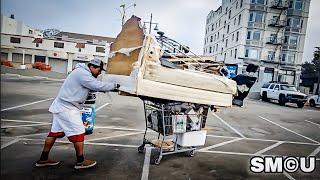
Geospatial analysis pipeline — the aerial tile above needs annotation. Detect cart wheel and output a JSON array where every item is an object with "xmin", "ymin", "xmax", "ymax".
[
  {"xmin": 154, "ymin": 158, "xmax": 161, "ymax": 165},
  {"xmin": 138, "ymin": 145, "xmax": 145, "ymax": 153},
  {"xmin": 186, "ymin": 150, "xmax": 195, "ymax": 157}
]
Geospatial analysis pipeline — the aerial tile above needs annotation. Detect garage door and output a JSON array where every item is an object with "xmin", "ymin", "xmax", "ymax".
[
  {"xmin": 72, "ymin": 60, "xmax": 88, "ymax": 69},
  {"xmin": 49, "ymin": 58, "xmax": 68, "ymax": 74}
]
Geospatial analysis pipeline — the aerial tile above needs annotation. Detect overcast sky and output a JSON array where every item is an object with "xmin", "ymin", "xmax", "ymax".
[{"xmin": 1, "ymin": 0, "xmax": 319, "ymax": 62}]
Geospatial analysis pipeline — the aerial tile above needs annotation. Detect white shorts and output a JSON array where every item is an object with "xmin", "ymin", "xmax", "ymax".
[{"xmin": 50, "ymin": 109, "xmax": 85, "ymax": 137}]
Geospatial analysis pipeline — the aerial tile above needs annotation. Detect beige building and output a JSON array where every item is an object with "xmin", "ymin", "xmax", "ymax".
[{"xmin": 203, "ymin": 0, "xmax": 311, "ymax": 91}]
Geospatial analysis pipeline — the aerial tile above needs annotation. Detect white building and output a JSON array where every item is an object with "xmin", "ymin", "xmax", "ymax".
[
  {"xmin": 203, "ymin": 0, "xmax": 311, "ymax": 91},
  {"xmin": 1, "ymin": 14, "xmax": 115, "ymax": 74}
]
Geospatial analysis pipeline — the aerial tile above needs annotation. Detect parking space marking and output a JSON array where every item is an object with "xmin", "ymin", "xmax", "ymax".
[
  {"xmin": 254, "ymin": 141, "xmax": 284, "ymax": 155},
  {"xmin": 22, "ymin": 138, "xmax": 138, "ymax": 148},
  {"xmin": 141, "ymin": 147, "xmax": 152, "ymax": 180},
  {"xmin": 86, "ymin": 132, "xmax": 144, "ymax": 142},
  {"xmin": 96, "ymin": 102, "xmax": 110, "ymax": 112},
  {"xmin": 212, "ymin": 112, "xmax": 246, "ymax": 138},
  {"xmin": 198, "ymin": 138, "xmax": 242, "ymax": 151},
  {"xmin": 1, "ymin": 119, "xmax": 49, "ymax": 124},
  {"xmin": 95, "ymin": 126, "xmax": 144, "ymax": 132},
  {"xmin": 304, "ymin": 120, "xmax": 320, "ymax": 128},
  {"xmin": 308, "ymin": 146, "xmax": 320, "ymax": 157},
  {"xmin": 258, "ymin": 116, "xmax": 320, "ymax": 144},
  {"xmin": 1, "ymin": 98, "xmax": 54, "ymax": 112},
  {"xmin": 16, "ymin": 132, "xmax": 48, "ymax": 138},
  {"xmin": 2, "ymin": 123, "xmax": 51, "ymax": 128},
  {"xmin": 283, "ymin": 172, "xmax": 296, "ymax": 180},
  {"xmin": 1, "ymin": 138, "xmax": 20, "ymax": 149}
]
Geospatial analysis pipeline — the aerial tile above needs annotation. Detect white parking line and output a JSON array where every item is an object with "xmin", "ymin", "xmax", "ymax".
[
  {"xmin": 254, "ymin": 141, "xmax": 284, "ymax": 155},
  {"xmin": 96, "ymin": 102, "xmax": 110, "ymax": 112},
  {"xmin": 308, "ymin": 146, "xmax": 320, "ymax": 157},
  {"xmin": 1, "ymin": 98, "xmax": 54, "ymax": 112},
  {"xmin": 16, "ymin": 132, "xmax": 48, "ymax": 138},
  {"xmin": 86, "ymin": 132, "xmax": 144, "ymax": 142},
  {"xmin": 258, "ymin": 116, "xmax": 320, "ymax": 144},
  {"xmin": 2, "ymin": 123, "xmax": 51, "ymax": 128},
  {"xmin": 95, "ymin": 126, "xmax": 144, "ymax": 132},
  {"xmin": 304, "ymin": 120, "xmax": 320, "ymax": 128},
  {"xmin": 198, "ymin": 138, "xmax": 242, "ymax": 151},
  {"xmin": 211, "ymin": 112, "xmax": 246, "ymax": 138},
  {"xmin": 1, "ymin": 138, "xmax": 20, "ymax": 149},
  {"xmin": 141, "ymin": 147, "xmax": 152, "ymax": 180},
  {"xmin": 283, "ymin": 172, "xmax": 296, "ymax": 180},
  {"xmin": 1, "ymin": 119, "xmax": 48, "ymax": 124}
]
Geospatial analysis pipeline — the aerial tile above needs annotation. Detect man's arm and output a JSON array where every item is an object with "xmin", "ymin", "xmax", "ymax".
[{"xmin": 79, "ymin": 73, "xmax": 116, "ymax": 92}]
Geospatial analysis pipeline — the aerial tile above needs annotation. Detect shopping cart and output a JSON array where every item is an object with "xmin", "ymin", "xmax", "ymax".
[{"xmin": 138, "ymin": 98, "xmax": 209, "ymax": 165}]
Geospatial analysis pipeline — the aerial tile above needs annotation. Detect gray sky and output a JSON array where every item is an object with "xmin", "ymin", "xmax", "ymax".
[{"xmin": 1, "ymin": 0, "xmax": 319, "ymax": 62}]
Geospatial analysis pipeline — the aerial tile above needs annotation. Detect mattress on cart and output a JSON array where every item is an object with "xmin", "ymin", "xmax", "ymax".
[{"xmin": 105, "ymin": 15, "xmax": 237, "ymax": 107}]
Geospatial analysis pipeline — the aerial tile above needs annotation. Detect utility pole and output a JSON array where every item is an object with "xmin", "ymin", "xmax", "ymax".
[
  {"xmin": 143, "ymin": 13, "xmax": 159, "ymax": 34},
  {"xmin": 315, "ymin": 47, "xmax": 320, "ymax": 95},
  {"xmin": 119, "ymin": 3, "xmax": 136, "ymax": 26}
]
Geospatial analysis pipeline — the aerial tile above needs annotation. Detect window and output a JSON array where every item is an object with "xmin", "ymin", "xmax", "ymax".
[
  {"xmin": 295, "ymin": 0, "xmax": 302, "ymax": 10},
  {"xmin": 247, "ymin": 30, "xmax": 261, "ymax": 40},
  {"xmin": 268, "ymin": 51, "xmax": 275, "ymax": 60},
  {"xmin": 240, "ymin": 0, "xmax": 243, "ymax": 7},
  {"xmin": 54, "ymin": 42, "xmax": 64, "ymax": 48},
  {"xmin": 269, "ymin": 84, "xmax": 275, "ymax": 89},
  {"xmin": 224, "ymin": 53, "xmax": 226, "ymax": 61},
  {"xmin": 209, "ymin": 46, "xmax": 212, "ymax": 53},
  {"xmin": 96, "ymin": 46, "xmax": 105, "ymax": 53},
  {"xmin": 211, "ymin": 24, "xmax": 214, "ymax": 31},
  {"xmin": 214, "ymin": 34, "xmax": 216, "ymax": 41},
  {"xmin": 36, "ymin": 43, "xmax": 39, "ymax": 47},
  {"xmin": 238, "ymin": 14, "xmax": 241, "ymax": 25},
  {"xmin": 281, "ymin": 52, "xmax": 296, "ymax": 63},
  {"xmin": 216, "ymin": 44, "xmax": 219, "ymax": 51},
  {"xmin": 230, "ymin": 50, "xmax": 233, "ymax": 57},
  {"xmin": 245, "ymin": 48, "xmax": 259, "ymax": 59},
  {"xmin": 10, "ymin": 37, "xmax": 21, "ymax": 43},
  {"xmin": 278, "ymin": 70, "xmax": 295, "ymax": 85},
  {"xmin": 274, "ymin": 85, "xmax": 280, "ymax": 90},
  {"xmin": 251, "ymin": 0, "xmax": 265, "ymax": 4},
  {"xmin": 232, "ymin": 33, "xmax": 234, "ymax": 41},
  {"xmin": 236, "ymin": 1, "xmax": 239, "ymax": 9},
  {"xmin": 226, "ymin": 39, "xmax": 228, "ymax": 47},
  {"xmin": 210, "ymin": 36, "xmax": 213, "ymax": 42},
  {"xmin": 219, "ymin": 20, "xmax": 221, "ymax": 27},
  {"xmin": 247, "ymin": 31, "xmax": 251, "ymax": 39},
  {"xmin": 224, "ymin": 20, "xmax": 227, "ymax": 28},
  {"xmin": 262, "ymin": 83, "xmax": 270, "ymax": 88},
  {"xmin": 234, "ymin": 48, "xmax": 237, "ymax": 58},
  {"xmin": 249, "ymin": 12, "xmax": 263, "ymax": 23},
  {"xmin": 227, "ymin": 25, "xmax": 230, "ymax": 33},
  {"xmin": 229, "ymin": 10, "xmax": 232, "ymax": 19},
  {"xmin": 289, "ymin": 0, "xmax": 293, "ymax": 8},
  {"xmin": 234, "ymin": 18, "xmax": 237, "ymax": 25},
  {"xmin": 288, "ymin": 35, "xmax": 298, "ymax": 47},
  {"xmin": 29, "ymin": 30, "xmax": 33, "ymax": 34},
  {"xmin": 236, "ymin": 31, "xmax": 239, "ymax": 41},
  {"xmin": 218, "ymin": 32, "xmax": 220, "ymax": 39}
]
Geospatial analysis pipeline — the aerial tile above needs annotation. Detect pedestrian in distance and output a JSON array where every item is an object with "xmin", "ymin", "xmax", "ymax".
[{"xmin": 35, "ymin": 58, "xmax": 120, "ymax": 169}]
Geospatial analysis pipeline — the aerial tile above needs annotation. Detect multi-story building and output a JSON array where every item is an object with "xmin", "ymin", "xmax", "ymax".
[
  {"xmin": 1, "ymin": 14, "xmax": 115, "ymax": 74},
  {"xmin": 203, "ymin": 0, "xmax": 311, "ymax": 91}
]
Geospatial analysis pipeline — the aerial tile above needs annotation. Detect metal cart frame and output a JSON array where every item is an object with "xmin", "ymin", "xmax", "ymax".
[{"xmin": 138, "ymin": 99, "xmax": 207, "ymax": 165}]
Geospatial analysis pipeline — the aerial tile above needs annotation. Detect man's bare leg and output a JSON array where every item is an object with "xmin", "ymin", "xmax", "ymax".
[
  {"xmin": 35, "ymin": 137, "xmax": 60, "ymax": 166},
  {"xmin": 73, "ymin": 141, "xmax": 97, "ymax": 169}
]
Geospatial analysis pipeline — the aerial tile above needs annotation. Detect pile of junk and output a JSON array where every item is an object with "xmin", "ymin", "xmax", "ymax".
[{"xmin": 103, "ymin": 15, "xmax": 258, "ymax": 163}]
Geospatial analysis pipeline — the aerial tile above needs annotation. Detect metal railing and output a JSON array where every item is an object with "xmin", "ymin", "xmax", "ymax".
[
  {"xmin": 268, "ymin": 19, "xmax": 286, "ymax": 27},
  {"xmin": 266, "ymin": 37, "xmax": 284, "ymax": 45},
  {"xmin": 270, "ymin": 0, "xmax": 288, "ymax": 9}
]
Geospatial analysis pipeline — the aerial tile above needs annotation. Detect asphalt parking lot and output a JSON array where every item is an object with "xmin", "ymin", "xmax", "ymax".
[{"xmin": 1, "ymin": 74, "xmax": 320, "ymax": 180}]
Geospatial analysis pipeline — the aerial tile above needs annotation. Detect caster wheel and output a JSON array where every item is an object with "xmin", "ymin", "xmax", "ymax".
[
  {"xmin": 138, "ymin": 145, "xmax": 144, "ymax": 153},
  {"xmin": 186, "ymin": 150, "xmax": 195, "ymax": 157},
  {"xmin": 154, "ymin": 158, "xmax": 161, "ymax": 165}
]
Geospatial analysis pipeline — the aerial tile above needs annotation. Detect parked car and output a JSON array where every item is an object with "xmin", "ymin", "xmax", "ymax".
[
  {"xmin": 260, "ymin": 82, "xmax": 308, "ymax": 108},
  {"xmin": 308, "ymin": 94, "xmax": 320, "ymax": 107}
]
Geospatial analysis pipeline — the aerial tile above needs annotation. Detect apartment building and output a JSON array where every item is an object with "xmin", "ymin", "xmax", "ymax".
[
  {"xmin": 203, "ymin": 0, "xmax": 311, "ymax": 91},
  {"xmin": 0, "ymin": 15, "xmax": 115, "ymax": 74}
]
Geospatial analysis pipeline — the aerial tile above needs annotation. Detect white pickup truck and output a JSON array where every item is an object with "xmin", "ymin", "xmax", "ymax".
[
  {"xmin": 308, "ymin": 95, "xmax": 320, "ymax": 107},
  {"xmin": 260, "ymin": 82, "xmax": 308, "ymax": 108}
]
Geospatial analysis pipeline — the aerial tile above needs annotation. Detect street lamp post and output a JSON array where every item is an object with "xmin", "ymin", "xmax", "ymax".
[
  {"xmin": 119, "ymin": 3, "xmax": 136, "ymax": 26},
  {"xmin": 143, "ymin": 13, "xmax": 159, "ymax": 34}
]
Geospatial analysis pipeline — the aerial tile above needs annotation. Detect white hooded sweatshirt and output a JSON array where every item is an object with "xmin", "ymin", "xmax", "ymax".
[{"xmin": 49, "ymin": 63, "xmax": 115, "ymax": 113}]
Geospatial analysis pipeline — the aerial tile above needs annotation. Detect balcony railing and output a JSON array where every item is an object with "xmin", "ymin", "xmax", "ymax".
[
  {"xmin": 250, "ymin": 4, "xmax": 268, "ymax": 12},
  {"xmin": 270, "ymin": 0, "xmax": 288, "ymax": 9},
  {"xmin": 268, "ymin": 19, "xmax": 286, "ymax": 27},
  {"xmin": 266, "ymin": 37, "xmax": 283, "ymax": 45},
  {"xmin": 245, "ymin": 40, "xmax": 264, "ymax": 47},
  {"xmin": 248, "ymin": 22, "xmax": 265, "ymax": 29}
]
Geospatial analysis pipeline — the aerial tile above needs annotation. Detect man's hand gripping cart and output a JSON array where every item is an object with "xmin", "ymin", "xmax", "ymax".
[{"xmin": 138, "ymin": 98, "xmax": 209, "ymax": 165}]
